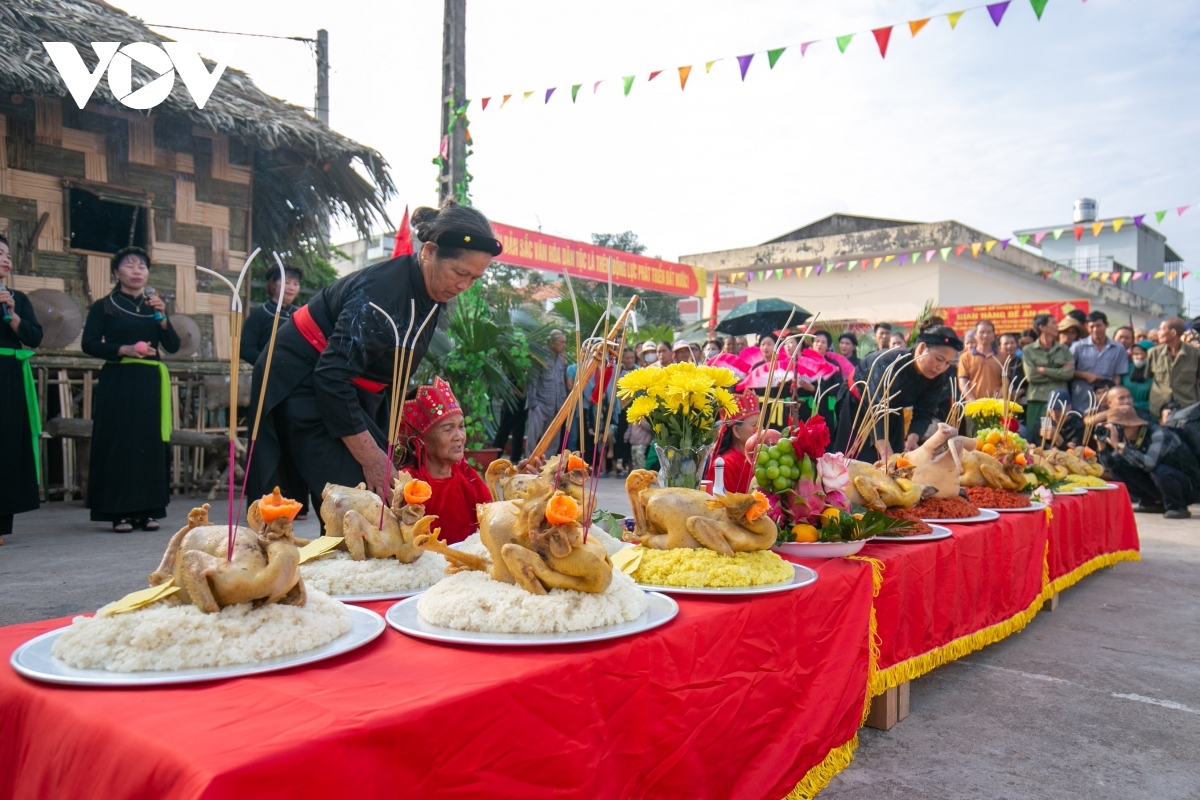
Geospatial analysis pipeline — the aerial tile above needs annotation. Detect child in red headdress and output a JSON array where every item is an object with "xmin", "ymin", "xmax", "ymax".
[
  {"xmin": 396, "ymin": 377, "xmax": 496, "ymax": 544},
  {"xmin": 704, "ymin": 390, "xmax": 760, "ymax": 494}
]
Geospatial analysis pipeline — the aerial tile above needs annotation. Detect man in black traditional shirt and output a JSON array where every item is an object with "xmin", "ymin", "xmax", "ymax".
[{"xmin": 247, "ymin": 202, "xmax": 502, "ymax": 510}]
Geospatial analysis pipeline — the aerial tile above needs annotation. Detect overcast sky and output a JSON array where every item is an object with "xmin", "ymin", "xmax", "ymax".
[{"xmin": 117, "ymin": 0, "xmax": 1199, "ymax": 314}]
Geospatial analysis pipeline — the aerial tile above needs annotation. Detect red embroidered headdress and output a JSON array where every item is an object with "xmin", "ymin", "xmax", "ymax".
[
  {"xmin": 723, "ymin": 390, "xmax": 760, "ymax": 421},
  {"xmin": 402, "ymin": 376, "xmax": 462, "ymax": 436}
]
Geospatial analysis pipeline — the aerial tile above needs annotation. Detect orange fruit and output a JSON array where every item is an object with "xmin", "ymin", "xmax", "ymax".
[
  {"xmin": 791, "ymin": 524, "xmax": 819, "ymax": 543},
  {"xmin": 981, "ymin": 442, "xmax": 997, "ymax": 455},
  {"xmin": 985, "ymin": 431, "xmax": 1002, "ymax": 445}
]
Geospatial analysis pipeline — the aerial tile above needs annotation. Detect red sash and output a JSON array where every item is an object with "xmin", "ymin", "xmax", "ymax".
[{"xmin": 291, "ymin": 304, "xmax": 388, "ymax": 394}]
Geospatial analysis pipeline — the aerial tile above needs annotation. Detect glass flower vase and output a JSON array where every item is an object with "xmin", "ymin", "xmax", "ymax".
[{"xmin": 654, "ymin": 443, "xmax": 714, "ymax": 490}]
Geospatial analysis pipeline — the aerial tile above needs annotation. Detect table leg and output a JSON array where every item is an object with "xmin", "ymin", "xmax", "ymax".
[
  {"xmin": 1043, "ymin": 592, "xmax": 1060, "ymax": 612},
  {"xmin": 865, "ymin": 681, "xmax": 911, "ymax": 730}
]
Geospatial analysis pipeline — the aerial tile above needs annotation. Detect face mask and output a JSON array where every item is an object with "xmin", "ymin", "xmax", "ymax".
[
  {"xmin": 1132, "ymin": 357, "xmax": 1145, "ymax": 368},
  {"xmin": 704, "ymin": 348, "xmax": 719, "ymax": 360},
  {"xmin": 643, "ymin": 353, "xmax": 656, "ymax": 364}
]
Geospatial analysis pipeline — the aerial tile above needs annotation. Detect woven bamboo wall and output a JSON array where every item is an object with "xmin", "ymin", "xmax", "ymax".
[{"xmin": 0, "ymin": 95, "xmax": 253, "ymax": 360}]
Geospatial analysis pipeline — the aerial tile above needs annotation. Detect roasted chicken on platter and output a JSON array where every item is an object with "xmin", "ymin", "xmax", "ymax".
[
  {"xmin": 148, "ymin": 489, "xmax": 306, "ymax": 613},
  {"xmin": 624, "ymin": 470, "xmax": 777, "ymax": 556},
  {"xmin": 306, "ymin": 474, "xmax": 435, "ymax": 563},
  {"xmin": 416, "ymin": 476, "xmax": 613, "ymax": 595}
]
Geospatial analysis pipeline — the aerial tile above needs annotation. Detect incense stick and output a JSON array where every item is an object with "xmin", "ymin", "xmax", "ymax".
[
  {"xmin": 369, "ymin": 300, "xmax": 407, "ymax": 520},
  {"xmin": 198, "ymin": 248, "xmax": 259, "ymax": 561},
  {"xmin": 562, "ymin": 268, "xmax": 585, "ymax": 476},
  {"xmin": 235, "ymin": 252, "xmax": 287, "ymax": 524}
]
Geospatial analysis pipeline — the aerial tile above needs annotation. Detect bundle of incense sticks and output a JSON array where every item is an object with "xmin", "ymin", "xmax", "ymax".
[
  {"xmin": 198, "ymin": 248, "xmax": 260, "ymax": 561},
  {"xmin": 236, "ymin": 253, "xmax": 289, "ymax": 524}
]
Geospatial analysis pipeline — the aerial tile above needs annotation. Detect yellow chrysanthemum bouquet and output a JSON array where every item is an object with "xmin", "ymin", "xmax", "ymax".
[
  {"xmin": 618, "ymin": 362, "xmax": 738, "ymax": 488},
  {"xmin": 963, "ymin": 397, "xmax": 1023, "ymax": 431}
]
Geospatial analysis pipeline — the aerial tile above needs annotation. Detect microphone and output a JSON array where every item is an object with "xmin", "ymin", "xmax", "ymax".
[{"xmin": 145, "ymin": 286, "xmax": 164, "ymax": 321}]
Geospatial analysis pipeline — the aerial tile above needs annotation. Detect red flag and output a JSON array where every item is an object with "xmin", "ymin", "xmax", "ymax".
[
  {"xmin": 391, "ymin": 205, "xmax": 413, "ymax": 257},
  {"xmin": 710, "ymin": 278, "xmax": 721, "ymax": 329},
  {"xmin": 1073, "ymin": 225, "xmax": 1084, "ymax": 241},
  {"xmin": 872, "ymin": 26, "xmax": 893, "ymax": 58}
]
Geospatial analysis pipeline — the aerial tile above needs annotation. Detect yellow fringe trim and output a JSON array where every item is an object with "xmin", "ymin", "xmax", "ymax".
[
  {"xmin": 847, "ymin": 555, "xmax": 885, "ymax": 723},
  {"xmin": 1042, "ymin": 549, "xmax": 1141, "ymax": 600},
  {"xmin": 869, "ymin": 591, "xmax": 1045, "ymax": 696},
  {"xmin": 780, "ymin": 735, "xmax": 860, "ymax": 800}
]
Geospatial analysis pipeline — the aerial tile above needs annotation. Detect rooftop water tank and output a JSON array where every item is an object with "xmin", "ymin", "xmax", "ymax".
[{"xmin": 1074, "ymin": 198, "xmax": 1098, "ymax": 223}]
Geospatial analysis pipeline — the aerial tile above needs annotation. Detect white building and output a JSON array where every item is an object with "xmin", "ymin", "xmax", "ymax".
[{"xmin": 681, "ymin": 214, "xmax": 1176, "ymax": 331}]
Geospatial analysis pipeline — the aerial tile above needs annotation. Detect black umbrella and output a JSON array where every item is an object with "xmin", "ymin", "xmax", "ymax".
[{"xmin": 715, "ymin": 298, "xmax": 811, "ymax": 336}]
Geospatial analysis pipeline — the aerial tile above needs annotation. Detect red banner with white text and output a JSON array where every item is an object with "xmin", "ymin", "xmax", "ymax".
[
  {"xmin": 492, "ymin": 222, "xmax": 707, "ymax": 297},
  {"xmin": 938, "ymin": 300, "xmax": 1090, "ymax": 334}
]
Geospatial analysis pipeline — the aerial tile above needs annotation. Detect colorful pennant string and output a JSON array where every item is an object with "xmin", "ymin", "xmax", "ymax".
[{"xmin": 473, "ymin": 0, "xmax": 1082, "ymax": 111}]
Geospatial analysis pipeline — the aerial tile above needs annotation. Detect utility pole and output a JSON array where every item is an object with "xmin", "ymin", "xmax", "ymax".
[
  {"xmin": 439, "ymin": 0, "xmax": 466, "ymax": 204},
  {"xmin": 315, "ymin": 29, "xmax": 330, "ymax": 126}
]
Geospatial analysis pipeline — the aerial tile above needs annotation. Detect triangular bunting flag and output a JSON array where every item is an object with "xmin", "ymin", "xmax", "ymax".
[
  {"xmin": 1111, "ymin": 272, "xmax": 1121, "ymax": 282},
  {"xmin": 1030, "ymin": 0, "xmax": 1050, "ymax": 19},
  {"xmin": 545, "ymin": 87, "xmax": 556, "ymax": 103},
  {"xmin": 678, "ymin": 66, "xmax": 692, "ymax": 89},
  {"xmin": 1073, "ymin": 225, "xmax": 1084, "ymax": 240},
  {"xmin": 873, "ymin": 27, "xmax": 893, "ymax": 58},
  {"xmin": 1178, "ymin": 205, "xmax": 1190, "ymax": 216},
  {"xmin": 622, "ymin": 76, "xmax": 635, "ymax": 96},
  {"xmin": 1155, "ymin": 210, "xmax": 1167, "ymax": 223},
  {"xmin": 1169, "ymin": 271, "xmax": 1178, "ymax": 281},
  {"xmin": 648, "ymin": 70, "xmax": 663, "ymax": 81},
  {"xmin": 736, "ymin": 54, "xmax": 754, "ymax": 80},
  {"xmin": 768, "ymin": 48, "xmax": 786, "ymax": 68},
  {"xmin": 1088, "ymin": 273, "xmax": 1100, "ymax": 280},
  {"xmin": 1154, "ymin": 271, "xmax": 1165, "ymax": 279},
  {"xmin": 925, "ymin": 249, "xmax": 936, "ymax": 262},
  {"xmin": 1052, "ymin": 228, "xmax": 1064, "ymax": 239},
  {"xmin": 501, "ymin": 94, "xmax": 512, "ymax": 108},
  {"xmin": 987, "ymin": 1, "xmax": 1011, "ymax": 26},
  {"xmin": 1033, "ymin": 232, "xmax": 1045, "ymax": 245},
  {"xmin": 1134, "ymin": 214, "xmax": 1145, "ymax": 227},
  {"xmin": 800, "ymin": 41, "xmax": 816, "ymax": 56},
  {"xmin": 481, "ymin": 97, "xmax": 490, "ymax": 110},
  {"xmin": 784, "ymin": 268, "xmax": 794, "ymax": 278},
  {"xmin": 873, "ymin": 257, "xmax": 883, "ymax": 268},
  {"xmin": 759, "ymin": 271, "xmax": 767, "ymax": 281},
  {"xmin": 571, "ymin": 84, "xmax": 581, "ymax": 102},
  {"xmin": 816, "ymin": 264, "xmax": 824, "ymax": 275},
  {"xmin": 774, "ymin": 268, "xmax": 783, "ymax": 279},
  {"xmin": 909, "ymin": 18, "xmax": 930, "ymax": 36},
  {"xmin": 955, "ymin": 244, "xmax": 967, "ymax": 256},
  {"xmin": 594, "ymin": 80, "xmax": 603, "ymax": 93},
  {"xmin": 836, "ymin": 34, "xmax": 854, "ymax": 53},
  {"xmin": 1121, "ymin": 272, "xmax": 1131, "ymax": 284},
  {"xmin": 899, "ymin": 254, "xmax": 909, "ymax": 265},
  {"xmin": 985, "ymin": 240, "xmax": 998, "ymax": 253},
  {"xmin": 1001, "ymin": 239, "xmax": 1011, "ymax": 249},
  {"xmin": 884, "ymin": 255, "xmax": 896, "ymax": 262},
  {"xmin": 848, "ymin": 261, "xmax": 858, "ymax": 271},
  {"xmin": 835, "ymin": 261, "xmax": 846, "ymax": 269},
  {"xmin": 523, "ymin": 91, "xmax": 534, "ymax": 101},
  {"xmin": 947, "ymin": 11, "xmax": 965, "ymax": 28},
  {"xmin": 705, "ymin": 60, "xmax": 719, "ymax": 73},
  {"xmin": 1112, "ymin": 218, "xmax": 1125, "ymax": 233},
  {"xmin": 1183, "ymin": 271, "xmax": 1191, "ymax": 279},
  {"xmin": 939, "ymin": 247, "xmax": 951, "ymax": 261},
  {"xmin": 970, "ymin": 242, "xmax": 983, "ymax": 258},
  {"xmin": 1020, "ymin": 234, "xmax": 1032, "ymax": 245},
  {"xmin": 1052, "ymin": 270, "xmax": 1061, "ymax": 277},
  {"xmin": 1133, "ymin": 272, "xmax": 1143, "ymax": 280},
  {"xmin": 805, "ymin": 266, "xmax": 814, "ymax": 278},
  {"xmin": 1092, "ymin": 221, "xmax": 1104, "ymax": 236}
]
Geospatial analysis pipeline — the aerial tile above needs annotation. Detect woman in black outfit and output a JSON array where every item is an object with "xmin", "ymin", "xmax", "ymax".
[
  {"xmin": 0, "ymin": 234, "xmax": 44, "ymax": 542},
  {"xmin": 82, "ymin": 246, "xmax": 180, "ymax": 532}
]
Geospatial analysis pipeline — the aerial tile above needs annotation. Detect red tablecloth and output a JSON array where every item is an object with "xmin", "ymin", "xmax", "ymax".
[
  {"xmin": 0, "ymin": 562, "xmax": 872, "ymax": 800},
  {"xmin": 857, "ymin": 508, "xmax": 1050, "ymax": 695},
  {"xmin": 1045, "ymin": 485, "xmax": 1140, "ymax": 594}
]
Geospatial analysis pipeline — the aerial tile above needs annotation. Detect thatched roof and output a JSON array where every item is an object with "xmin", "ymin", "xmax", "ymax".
[{"xmin": 0, "ymin": 0, "xmax": 394, "ymax": 255}]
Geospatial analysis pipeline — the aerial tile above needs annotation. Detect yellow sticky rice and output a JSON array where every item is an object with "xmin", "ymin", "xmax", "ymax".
[
  {"xmin": 1063, "ymin": 474, "xmax": 1108, "ymax": 488},
  {"xmin": 632, "ymin": 547, "xmax": 793, "ymax": 588}
]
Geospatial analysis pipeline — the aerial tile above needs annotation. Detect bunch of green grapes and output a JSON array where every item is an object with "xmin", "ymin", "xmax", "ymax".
[{"xmin": 754, "ymin": 438, "xmax": 802, "ymax": 494}]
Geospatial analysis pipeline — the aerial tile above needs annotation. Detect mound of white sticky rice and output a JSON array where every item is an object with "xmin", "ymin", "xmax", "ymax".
[
  {"xmin": 416, "ymin": 569, "xmax": 649, "ymax": 634},
  {"xmin": 300, "ymin": 551, "xmax": 448, "ymax": 596},
  {"xmin": 457, "ymin": 525, "xmax": 625, "ymax": 558},
  {"xmin": 50, "ymin": 590, "xmax": 352, "ymax": 672}
]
